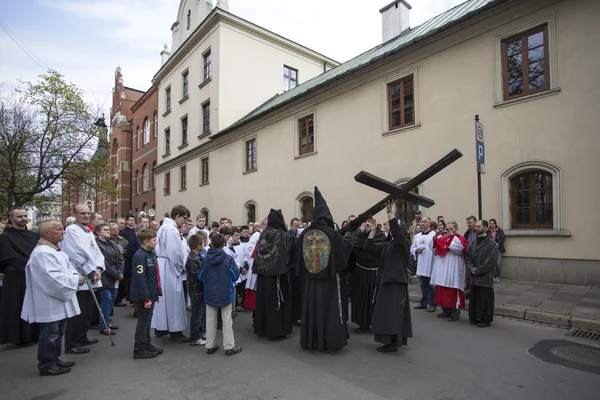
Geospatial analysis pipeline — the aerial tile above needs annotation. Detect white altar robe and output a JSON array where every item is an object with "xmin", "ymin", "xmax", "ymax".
[
  {"xmin": 62, "ymin": 222, "xmax": 105, "ymax": 291},
  {"xmin": 430, "ymin": 236, "xmax": 467, "ymax": 291},
  {"xmin": 152, "ymin": 218, "xmax": 187, "ymax": 332},
  {"xmin": 244, "ymin": 231, "xmax": 260, "ymax": 291},
  {"xmin": 411, "ymin": 230, "xmax": 436, "ymax": 278}
]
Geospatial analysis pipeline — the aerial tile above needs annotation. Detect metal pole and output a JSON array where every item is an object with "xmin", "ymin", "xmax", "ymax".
[{"xmin": 475, "ymin": 114, "xmax": 482, "ymax": 220}]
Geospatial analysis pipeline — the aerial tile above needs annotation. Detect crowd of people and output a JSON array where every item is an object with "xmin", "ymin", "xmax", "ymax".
[{"xmin": 0, "ymin": 188, "xmax": 505, "ymax": 377}]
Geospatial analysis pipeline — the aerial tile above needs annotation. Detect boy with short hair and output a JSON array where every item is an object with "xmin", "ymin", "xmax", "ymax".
[
  {"xmin": 187, "ymin": 231, "xmax": 208, "ymax": 346},
  {"xmin": 199, "ymin": 233, "xmax": 242, "ymax": 356},
  {"xmin": 130, "ymin": 229, "xmax": 163, "ymax": 359}
]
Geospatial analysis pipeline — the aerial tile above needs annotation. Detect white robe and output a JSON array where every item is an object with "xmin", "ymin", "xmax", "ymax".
[
  {"xmin": 430, "ymin": 236, "xmax": 467, "ymax": 291},
  {"xmin": 61, "ymin": 223, "xmax": 105, "ymax": 290},
  {"xmin": 21, "ymin": 242, "xmax": 81, "ymax": 323},
  {"xmin": 152, "ymin": 218, "xmax": 187, "ymax": 332},
  {"xmin": 232, "ymin": 243, "xmax": 247, "ymax": 283},
  {"xmin": 244, "ymin": 231, "xmax": 260, "ymax": 291},
  {"xmin": 188, "ymin": 226, "xmax": 210, "ymax": 240},
  {"xmin": 411, "ymin": 231, "xmax": 436, "ymax": 278}
]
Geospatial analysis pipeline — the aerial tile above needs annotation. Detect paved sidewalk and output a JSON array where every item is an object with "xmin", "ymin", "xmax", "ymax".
[{"xmin": 408, "ymin": 279, "xmax": 600, "ymax": 331}]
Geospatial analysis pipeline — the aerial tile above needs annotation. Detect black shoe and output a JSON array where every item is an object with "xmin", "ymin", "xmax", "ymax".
[
  {"xmin": 133, "ymin": 349, "xmax": 158, "ymax": 359},
  {"xmin": 90, "ymin": 323, "xmax": 99, "ymax": 330},
  {"xmin": 326, "ymin": 348, "xmax": 341, "ymax": 354},
  {"xmin": 477, "ymin": 322, "xmax": 491, "ymax": 328},
  {"xmin": 170, "ymin": 334, "xmax": 189, "ymax": 343},
  {"xmin": 225, "ymin": 346, "xmax": 242, "ymax": 356},
  {"xmin": 80, "ymin": 337, "xmax": 99, "ymax": 346},
  {"xmin": 65, "ymin": 346, "xmax": 90, "ymax": 355},
  {"xmin": 109, "ymin": 324, "xmax": 119, "ymax": 330},
  {"xmin": 146, "ymin": 344, "xmax": 164, "ymax": 354},
  {"xmin": 448, "ymin": 316, "xmax": 460, "ymax": 322},
  {"xmin": 206, "ymin": 345, "xmax": 220, "ymax": 354},
  {"xmin": 377, "ymin": 344, "xmax": 398, "ymax": 353},
  {"xmin": 155, "ymin": 329, "xmax": 168, "ymax": 337},
  {"xmin": 55, "ymin": 359, "xmax": 76, "ymax": 368},
  {"xmin": 414, "ymin": 305, "xmax": 427, "ymax": 310},
  {"xmin": 133, "ymin": 311, "xmax": 138, "ymax": 318},
  {"xmin": 39, "ymin": 365, "xmax": 71, "ymax": 376},
  {"xmin": 354, "ymin": 326, "xmax": 370, "ymax": 333},
  {"xmin": 469, "ymin": 320, "xmax": 476, "ymax": 325},
  {"xmin": 437, "ymin": 313, "xmax": 450, "ymax": 318}
]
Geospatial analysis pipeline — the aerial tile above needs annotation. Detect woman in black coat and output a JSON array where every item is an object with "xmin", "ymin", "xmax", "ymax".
[{"xmin": 488, "ymin": 219, "xmax": 505, "ymax": 283}]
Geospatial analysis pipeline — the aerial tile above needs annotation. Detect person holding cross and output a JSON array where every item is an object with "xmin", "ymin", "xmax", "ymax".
[{"xmin": 364, "ymin": 201, "xmax": 413, "ymax": 352}]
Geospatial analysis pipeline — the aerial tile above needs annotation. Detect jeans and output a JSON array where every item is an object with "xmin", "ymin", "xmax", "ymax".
[
  {"xmin": 99, "ymin": 288, "xmax": 118, "ymax": 330},
  {"xmin": 38, "ymin": 319, "xmax": 67, "ymax": 370},
  {"xmin": 189, "ymin": 293, "xmax": 206, "ymax": 341},
  {"xmin": 419, "ymin": 276, "xmax": 436, "ymax": 308},
  {"xmin": 206, "ymin": 303, "xmax": 235, "ymax": 351},
  {"xmin": 134, "ymin": 302, "xmax": 154, "ymax": 351},
  {"xmin": 495, "ymin": 252, "xmax": 503, "ymax": 278}
]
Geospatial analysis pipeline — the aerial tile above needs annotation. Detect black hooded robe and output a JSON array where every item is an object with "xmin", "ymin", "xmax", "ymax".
[
  {"xmin": 350, "ymin": 228, "xmax": 386, "ymax": 330},
  {"xmin": 365, "ymin": 218, "xmax": 413, "ymax": 347},
  {"xmin": 253, "ymin": 209, "xmax": 297, "ymax": 338},
  {"xmin": 0, "ymin": 227, "xmax": 39, "ymax": 345},
  {"xmin": 296, "ymin": 188, "xmax": 353, "ymax": 352}
]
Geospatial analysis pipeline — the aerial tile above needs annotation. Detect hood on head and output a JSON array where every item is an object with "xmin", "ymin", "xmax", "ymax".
[
  {"xmin": 205, "ymin": 246, "xmax": 226, "ymax": 266},
  {"xmin": 267, "ymin": 209, "xmax": 286, "ymax": 231},
  {"xmin": 313, "ymin": 186, "xmax": 334, "ymax": 227}
]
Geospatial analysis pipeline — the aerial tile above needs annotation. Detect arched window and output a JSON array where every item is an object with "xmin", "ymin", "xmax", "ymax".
[
  {"xmin": 244, "ymin": 201, "xmax": 257, "ymax": 224},
  {"xmin": 510, "ymin": 171, "xmax": 553, "ymax": 228},
  {"xmin": 142, "ymin": 163, "xmax": 149, "ymax": 192},
  {"xmin": 134, "ymin": 170, "xmax": 139, "ymax": 194},
  {"xmin": 152, "ymin": 161, "xmax": 157, "ymax": 189},
  {"xmin": 114, "ymin": 180, "xmax": 118, "ymax": 204},
  {"xmin": 153, "ymin": 112, "xmax": 158, "ymax": 138},
  {"xmin": 136, "ymin": 126, "xmax": 140, "ymax": 150},
  {"xmin": 143, "ymin": 117, "xmax": 150, "ymax": 145},
  {"xmin": 142, "ymin": 202, "xmax": 148, "ymax": 216},
  {"xmin": 112, "ymin": 140, "xmax": 119, "ymax": 168},
  {"xmin": 299, "ymin": 196, "xmax": 314, "ymax": 223},
  {"xmin": 187, "ymin": 9, "xmax": 191, "ymax": 30}
]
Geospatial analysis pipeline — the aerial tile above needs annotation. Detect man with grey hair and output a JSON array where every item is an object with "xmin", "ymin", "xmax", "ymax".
[
  {"xmin": 0, "ymin": 207, "xmax": 39, "ymax": 346},
  {"xmin": 117, "ymin": 218, "xmax": 126, "ymax": 231}
]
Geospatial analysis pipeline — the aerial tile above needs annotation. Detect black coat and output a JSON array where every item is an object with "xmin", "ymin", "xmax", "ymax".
[
  {"xmin": 254, "ymin": 209, "xmax": 296, "ymax": 276},
  {"xmin": 96, "ymin": 238, "xmax": 124, "ymax": 289},
  {"xmin": 365, "ymin": 219, "xmax": 411, "ymax": 285},
  {"xmin": 466, "ymin": 234, "xmax": 498, "ymax": 288},
  {"xmin": 492, "ymin": 229, "xmax": 506, "ymax": 253},
  {"xmin": 130, "ymin": 248, "xmax": 161, "ymax": 302}
]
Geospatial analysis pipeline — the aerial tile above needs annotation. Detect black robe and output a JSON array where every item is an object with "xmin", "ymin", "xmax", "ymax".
[
  {"xmin": 365, "ymin": 219, "xmax": 413, "ymax": 346},
  {"xmin": 296, "ymin": 187, "xmax": 353, "ymax": 351},
  {"xmin": 253, "ymin": 209, "xmax": 296, "ymax": 338},
  {"xmin": 350, "ymin": 228, "xmax": 385, "ymax": 329},
  {"xmin": 0, "ymin": 227, "xmax": 39, "ymax": 344}
]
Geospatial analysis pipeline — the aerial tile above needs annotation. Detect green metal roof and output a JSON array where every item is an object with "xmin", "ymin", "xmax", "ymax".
[{"xmin": 215, "ymin": 0, "xmax": 506, "ymax": 137}]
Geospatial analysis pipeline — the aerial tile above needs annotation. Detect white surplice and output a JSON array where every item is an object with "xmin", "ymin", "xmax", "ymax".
[
  {"xmin": 152, "ymin": 218, "xmax": 187, "ymax": 332},
  {"xmin": 430, "ymin": 236, "xmax": 467, "ymax": 290},
  {"xmin": 411, "ymin": 230, "xmax": 436, "ymax": 278},
  {"xmin": 244, "ymin": 231, "xmax": 260, "ymax": 291},
  {"xmin": 21, "ymin": 241, "xmax": 81, "ymax": 323},
  {"xmin": 61, "ymin": 222, "xmax": 105, "ymax": 291}
]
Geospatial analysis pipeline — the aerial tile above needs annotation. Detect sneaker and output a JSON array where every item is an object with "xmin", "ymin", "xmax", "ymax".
[
  {"xmin": 133, "ymin": 349, "xmax": 158, "ymax": 359},
  {"xmin": 146, "ymin": 344, "xmax": 164, "ymax": 354},
  {"xmin": 201, "ymin": 333, "xmax": 207, "ymax": 341},
  {"xmin": 190, "ymin": 338, "xmax": 206, "ymax": 346},
  {"xmin": 496, "ymin": 277, "xmax": 501, "ymax": 283},
  {"xmin": 225, "ymin": 346, "xmax": 242, "ymax": 356}
]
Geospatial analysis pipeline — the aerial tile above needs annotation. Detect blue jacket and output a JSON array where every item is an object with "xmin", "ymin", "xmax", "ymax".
[
  {"xmin": 129, "ymin": 248, "xmax": 161, "ymax": 303},
  {"xmin": 199, "ymin": 247, "xmax": 239, "ymax": 307}
]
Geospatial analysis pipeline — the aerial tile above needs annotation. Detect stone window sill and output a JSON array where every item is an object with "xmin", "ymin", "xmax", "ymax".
[
  {"xmin": 162, "ymin": 110, "xmax": 171, "ymax": 117},
  {"xmin": 243, "ymin": 168, "xmax": 258, "ymax": 175},
  {"xmin": 198, "ymin": 78, "xmax": 211, "ymax": 89},
  {"xmin": 178, "ymin": 95, "xmax": 189, "ymax": 105},
  {"xmin": 199, "ymin": 182, "xmax": 209, "ymax": 187},
  {"xmin": 178, "ymin": 143, "xmax": 189, "ymax": 150},
  {"xmin": 505, "ymin": 229, "xmax": 572, "ymax": 237},
  {"xmin": 179, "ymin": 188, "xmax": 187, "ymax": 192},
  {"xmin": 162, "ymin": 152, "xmax": 171, "ymax": 158},
  {"xmin": 295, "ymin": 151, "xmax": 317, "ymax": 160},
  {"xmin": 382, "ymin": 123, "xmax": 421, "ymax": 137},
  {"xmin": 494, "ymin": 88, "xmax": 561, "ymax": 109},
  {"xmin": 198, "ymin": 131, "xmax": 211, "ymax": 140}
]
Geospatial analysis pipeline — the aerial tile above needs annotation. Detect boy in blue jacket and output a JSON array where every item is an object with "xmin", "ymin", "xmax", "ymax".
[
  {"xmin": 199, "ymin": 233, "xmax": 242, "ymax": 356},
  {"xmin": 129, "ymin": 229, "xmax": 163, "ymax": 359}
]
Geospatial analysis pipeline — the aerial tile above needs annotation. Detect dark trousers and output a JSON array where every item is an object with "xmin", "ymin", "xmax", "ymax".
[
  {"xmin": 418, "ymin": 276, "xmax": 435, "ymax": 308},
  {"xmin": 37, "ymin": 319, "xmax": 67, "ymax": 370},
  {"xmin": 115, "ymin": 275, "xmax": 131, "ymax": 304},
  {"xmin": 189, "ymin": 293, "xmax": 206, "ymax": 341},
  {"xmin": 441, "ymin": 307, "xmax": 460, "ymax": 318},
  {"xmin": 134, "ymin": 302, "xmax": 154, "ymax": 351},
  {"xmin": 236, "ymin": 282, "xmax": 246, "ymax": 308},
  {"xmin": 65, "ymin": 291, "xmax": 94, "ymax": 349}
]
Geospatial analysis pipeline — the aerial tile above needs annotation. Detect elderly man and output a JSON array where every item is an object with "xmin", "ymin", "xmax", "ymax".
[
  {"xmin": 61, "ymin": 204, "xmax": 105, "ymax": 354},
  {"xmin": 0, "ymin": 207, "xmax": 39, "ymax": 346},
  {"xmin": 150, "ymin": 221, "xmax": 159, "ymax": 232},
  {"xmin": 21, "ymin": 220, "xmax": 83, "ymax": 376},
  {"xmin": 117, "ymin": 218, "xmax": 126, "ymax": 231},
  {"xmin": 466, "ymin": 220, "xmax": 498, "ymax": 328}
]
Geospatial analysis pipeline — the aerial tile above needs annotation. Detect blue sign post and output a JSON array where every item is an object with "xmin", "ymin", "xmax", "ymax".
[{"xmin": 475, "ymin": 115, "xmax": 484, "ymax": 220}]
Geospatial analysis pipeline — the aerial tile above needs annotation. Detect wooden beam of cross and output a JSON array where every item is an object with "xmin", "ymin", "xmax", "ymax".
[{"xmin": 339, "ymin": 148, "xmax": 463, "ymax": 234}]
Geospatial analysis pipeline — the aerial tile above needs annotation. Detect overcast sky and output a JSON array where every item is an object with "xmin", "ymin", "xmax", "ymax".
[{"xmin": 1, "ymin": 0, "xmax": 465, "ymax": 112}]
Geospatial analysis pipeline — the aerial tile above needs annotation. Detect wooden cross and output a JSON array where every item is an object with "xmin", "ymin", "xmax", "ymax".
[{"xmin": 340, "ymin": 149, "xmax": 463, "ymax": 234}]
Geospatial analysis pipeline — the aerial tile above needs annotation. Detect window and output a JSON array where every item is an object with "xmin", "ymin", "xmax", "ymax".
[
  {"xmin": 165, "ymin": 87, "xmax": 171, "ymax": 112},
  {"xmin": 143, "ymin": 117, "xmax": 150, "ymax": 145},
  {"xmin": 284, "ymin": 66, "xmax": 298, "ymax": 91},
  {"xmin": 246, "ymin": 203, "xmax": 256, "ymax": 224},
  {"xmin": 114, "ymin": 180, "xmax": 118, "ymax": 205},
  {"xmin": 134, "ymin": 170, "xmax": 139, "ymax": 194},
  {"xmin": 300, "ymin": 196, "xmax": 314, "ymax": 223},
  {"xmin": 180, "ymin": 166, "xmax": 187, "ymax": 190},
  {"xmin": 164, "ymin": 172, "xmax": 171, "ymax": 196},
  {"xmin": 112, "ymin": 140, "xmax": 119, "ymax": 168},
  {"xmin": 298, "ymin": 114, "xmax": 314, "ymax": 156},
  {"xmin": 182, "ymin": 70, "xmax": 189, "ymax": 98},
  {"xmin": 394, "ymin": 186, "xmax": 419, "ymax": 224},
  {"xmin": 153, "ymin": 112, "xmax": 158, "ymax": 138},
  {"xmin": 203, "ymin": 50, "xmax": 211, "ymax": 81},
  {"xmin": 165, "ymin": 128, "xmax": 171, "ymax": 154},
  {"xmin": 152, "ymin": 161, "xmax": 157, "ymax": 189},
  {"xmin": 202, "ymin": 102, "xmax": 210, "ymax": 134},
  {"xmin": 181, "ymin": 116, "xmax": 188, "ymax": 145},
  {"xmin": 502, "ymin": 25, "xmax": 549, "ymax": 101},
  {"xmin": 510, "ymin": 170, "xmax": 553, "ymax": 228},
  {"xmin": 245, "ymin": 138, "xmax": 257, "ymax": 171},
  {"xmin": 387, "ymin": 75, "xmax": 414, "ymax": 130},
  {"xmin": 136, "ymin": 126, "xmax": 140, "ymax": 150},
  {"xmin": 142, "ymin": 163, "xmax": 149, "ymax": 192},
  {"xmin": 201, "ymin": 157, "xmax": 209, "ymax": 184},
  {"xmin": 187, "ymin": 9, "xmax": 191, "ymax": 30}
]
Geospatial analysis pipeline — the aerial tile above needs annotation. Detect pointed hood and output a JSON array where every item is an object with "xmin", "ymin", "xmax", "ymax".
[
  {"xmin": 312, "ymin": 186, "xmax": 334, "ymax": 227},
  {"xmin": 267, "ymin": 208, "xmax": 286, "ymax": 231}
]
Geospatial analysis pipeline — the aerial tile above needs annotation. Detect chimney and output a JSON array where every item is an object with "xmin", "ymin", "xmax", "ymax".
[
  {"xmin": 160, "ymin": 44, "xmax": 171, "ymax": 66},
  {"xmin": 380, "ymin": 0, "xmax": 411, "ymax": 43}
]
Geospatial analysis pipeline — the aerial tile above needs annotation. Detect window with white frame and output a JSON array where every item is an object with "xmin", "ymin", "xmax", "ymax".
[
  {"xmin": 143, "ymin": 117, "xmax": 150, "ymax": 145},
  {"xmin": 284, "ymin": 66, "xmax": 298, "ymax": 91}
]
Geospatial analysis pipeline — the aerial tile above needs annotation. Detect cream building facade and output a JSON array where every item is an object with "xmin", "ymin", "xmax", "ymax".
[{"xmin": 155, "ymin": 0, "xmax": 600, "ymax": 285}]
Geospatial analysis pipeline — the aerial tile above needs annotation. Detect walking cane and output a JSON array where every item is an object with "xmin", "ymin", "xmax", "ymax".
[{"xmin": 84, "ymin": 274, "xmax": 116, "ymax": 346}]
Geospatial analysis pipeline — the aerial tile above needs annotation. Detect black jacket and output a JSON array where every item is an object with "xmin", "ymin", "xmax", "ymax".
[
  {"xmin": 365, "ymin": 218, "xmax": 411, "ymax": 284},
  {"xmin": 491, "ymin": 229, "xmax": 506, "ymax": 254},
  {"xmin": 185, "ymin": 250, "xmax": 206, "ymax": 295},
  {"xmin": 124, "ymin": 234, "xmax": 141, "ymax": 276},
  {"xmin": 466, "ymin": 234, "xmax": 498, "ymax": 288},
  {"xmin": 96, "ymin": 238, "xmax": 124, "ymax": 289},
  {"xmin": 130, "ymin": 248, "xmax": 161, "ymax": 303},
  {"xmin": 120, "ymin": 226, "xmax": 136, "ymax": 242}
]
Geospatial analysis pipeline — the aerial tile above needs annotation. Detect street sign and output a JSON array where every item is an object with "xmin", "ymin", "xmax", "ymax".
[
  {"xmin": 475, "ymin": 121, "xmax": 484, "ymax": 143},
  {"xmin": 476, "ymin": 142, "xmax": 485, "ymax": 164},
  {"xmin": 478, "ymin": 162, "xmax": 485, "ymax": 174}
]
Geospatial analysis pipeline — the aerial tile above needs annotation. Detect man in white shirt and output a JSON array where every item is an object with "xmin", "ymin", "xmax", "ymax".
[
  {"xmin": 61, "ymin": 204, "xmax": 105, "ymax": 354},
  {"xmin": 22, "ymin": 220, "xmax": 84, "ymax": 376},
  {"xmin": 188, "ymin": 214, "xmax": 210, "ymax": 240},
  {"xmin": 411, "ymin": 217, "xmax": 436, "ymax": 312}
]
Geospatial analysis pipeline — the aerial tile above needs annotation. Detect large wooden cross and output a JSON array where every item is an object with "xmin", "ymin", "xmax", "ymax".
[{"xmin": 339, "ymin": 149, "xmax": 463, "ymax": 234}]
